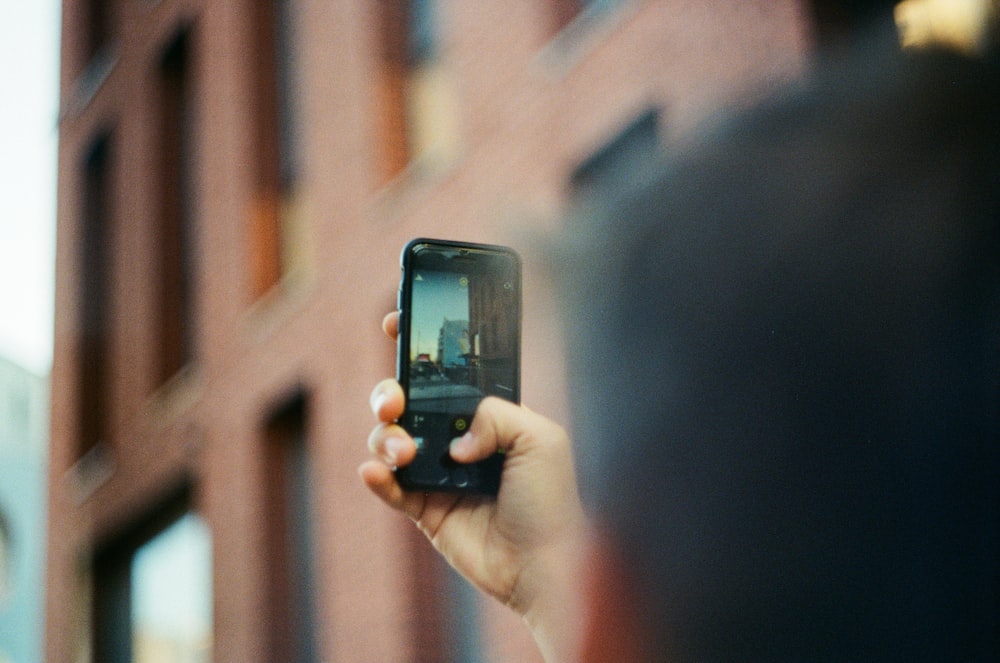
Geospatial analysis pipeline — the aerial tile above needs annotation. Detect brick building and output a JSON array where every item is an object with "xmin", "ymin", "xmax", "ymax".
[{"xmin": 46, "ymin": 1, "xmax": 812, "ymax": 660}]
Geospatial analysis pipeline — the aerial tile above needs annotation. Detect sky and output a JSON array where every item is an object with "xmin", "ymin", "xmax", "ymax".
[
  {"xmin": 410, "ymin": 270, "xmax": 470, "ymax": 361},
  {"xmin": 0, "ymin": 0, "xmax": 60, "ymax": 376}
]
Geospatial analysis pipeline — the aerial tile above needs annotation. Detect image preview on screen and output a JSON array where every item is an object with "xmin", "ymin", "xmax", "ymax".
[{"xmin": 407, "ymin": 270, "xmax": 482, "ymax": 409}]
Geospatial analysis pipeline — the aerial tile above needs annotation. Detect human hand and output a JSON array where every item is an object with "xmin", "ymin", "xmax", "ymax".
[{"xmin": 359, "ymin": 312, "xmax": 587, "ymax": 662}]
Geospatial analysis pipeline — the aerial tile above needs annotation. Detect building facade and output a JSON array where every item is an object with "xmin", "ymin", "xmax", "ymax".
[{"xmin": 47, "ymin": 1, "xmax": 811, "ymax": 660}]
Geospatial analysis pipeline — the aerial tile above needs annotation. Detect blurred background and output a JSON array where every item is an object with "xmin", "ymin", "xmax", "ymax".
[
  {"xmin": 1, "ymin": 2, "xmax": 59, "ymax": 663},
  {"xmin": 0, "ymin": 1, "xmax": 995, "ymax": 662}
]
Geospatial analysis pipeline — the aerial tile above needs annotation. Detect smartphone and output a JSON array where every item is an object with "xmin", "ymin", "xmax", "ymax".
[{"xmin": 395, "ymin": 238, "xmax": 521, "ymax": 493}]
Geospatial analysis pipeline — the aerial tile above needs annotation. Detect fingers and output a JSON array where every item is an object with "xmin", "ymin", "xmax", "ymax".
[
  {"xmin": 362, "ymin": 312, "xmax": 421, "ymax": 517},
  {"xmin": 367, "ymin": 377, "xmax": 415, "ymax": 471},
  {"xmin": 367, "ymin": 422, "xmax": 417, "ymax": 467},
  {"xmin": 361, "ymin": 418, "xmax": 422, "ymax": 522},
  {"xmin": 370, "ymin": 378, "xmax": 405, "ymax": 423},
  {"xmin": 358, "ymin": 459, "xmax": 410, "ymax": 511},
  {"xmin": 361, "ymin": 423, "xmax": 434, "ymax": 524},
  {"xmin": 382, "ymin": 311, "xmax": 399, "ymax": 340}
]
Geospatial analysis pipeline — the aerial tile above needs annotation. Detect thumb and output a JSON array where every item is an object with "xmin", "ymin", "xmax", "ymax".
[{"xmin": 449, "ymin": 397, "xmax": 568, "ymax": 463}]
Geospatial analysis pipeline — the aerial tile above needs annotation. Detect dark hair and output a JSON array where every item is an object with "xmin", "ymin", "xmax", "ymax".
[
  {"xmin": 809, "ymin": 0, "xmax": 900, "ymax": 49},
  {"xmin": 563, "ymin": 47, "xmax": 1000, "ymax": 662}
]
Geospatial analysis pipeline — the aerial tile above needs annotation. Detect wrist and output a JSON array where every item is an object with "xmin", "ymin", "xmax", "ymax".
[{"xmin": 518, "ymin": 515, "xmax": 589, "ymax": 662}]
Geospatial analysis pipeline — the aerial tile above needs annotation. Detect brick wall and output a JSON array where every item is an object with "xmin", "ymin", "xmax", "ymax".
[{"xmin": 47, "ymin": 1, "xmax": 810, "ymax": 660}]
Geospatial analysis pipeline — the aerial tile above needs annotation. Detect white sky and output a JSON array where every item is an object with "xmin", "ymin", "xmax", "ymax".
[{"xmin": 0, "ymin": 0, "xmax": 60, "ymax": 376}]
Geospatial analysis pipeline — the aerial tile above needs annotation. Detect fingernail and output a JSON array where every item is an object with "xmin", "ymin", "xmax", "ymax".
[
  {"xmin": 370, "ymin": 389, "xmax": 387, "ymax": 416},
  {"xmin": 449, "ymin": 432, "xmax": 473, "ymax": 459},
  {"xmin": 384, "ymin": 436, "xmax": 406, "ymax": 465}
]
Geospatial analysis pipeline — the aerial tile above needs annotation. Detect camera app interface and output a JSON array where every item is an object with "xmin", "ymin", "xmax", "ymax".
[
  {"xmin": 408, "ymin": 267, "xmax": 517, "ymax": 420},
  {"xmin": 399, "ymin": 248, "xmax": 518, "ymax": 490}
]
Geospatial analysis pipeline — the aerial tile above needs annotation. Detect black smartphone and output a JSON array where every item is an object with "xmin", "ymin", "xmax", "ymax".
[{"xmin": 395, "ymin": 238, "xmax": 521, "ymax": 493}]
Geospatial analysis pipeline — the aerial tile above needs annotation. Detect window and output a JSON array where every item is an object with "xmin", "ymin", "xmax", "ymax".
[
  {"xmin": 131, "ymin": 514, "xmax": 213, "ymax": 662},
  {"xmin": 570, "ymin": 109, "xmax": 662, "ymax": 201},
  {"xmin": 156, "ymin": 29, "xmax": 196, "ymax": 384},
  {"xmin": 78, "ymin": 132, "xmax": 114, "ymax": 458},
  {"xmin": 548, "ymin": 0, "xmax": 625, "ymax": 37},
  {"xmin": 263, "ymin": 393, "xmax": 318, "ymax": 661},
  {"xmin": 92, "ymin": 497, "xmax": 212, "ymax": 662},
  {"xmin": 550, "ymin": 0, "xmax": 585, "ymax": 34},
  {"xmin": 249, "ymin": 0, "xmax": 302, "ymax": 299},
  {"xmin": 82, "ymin": 0, "xmax": 113, "ymax": 66},
  {"xmin": 68, "ymin": 0, "xmax": 118, "ymax": 119},
  {"xmin": 375, "ymin": 0, "xmax": 460, "ymax": 184}
]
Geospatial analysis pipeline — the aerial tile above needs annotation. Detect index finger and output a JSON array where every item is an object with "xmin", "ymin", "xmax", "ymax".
[
  {"xmin": 382, "ymin": 311, "xmax": 399, "ymax": 340},
  {"xmin": 370, "ymin": 378, "xmax": 405, "ymax": 423}
]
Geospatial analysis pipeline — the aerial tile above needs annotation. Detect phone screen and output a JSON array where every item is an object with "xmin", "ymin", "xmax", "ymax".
[{"xmin": 396, "ymin": 240, "xmax": 520, "ymax": 493}]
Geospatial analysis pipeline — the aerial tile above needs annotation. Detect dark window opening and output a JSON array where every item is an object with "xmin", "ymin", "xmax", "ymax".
[
  {"xmin": 156, "ymin": 28, "xmax": 197, "ymax": 385},
  {"xmin": 78, "ymin": 132, "xmax": 114, "ymax": 459},
  {"xmin": 250, "ymin": 0, "xmax": 299, "ymax": 299},
  {"xmin": 264, "ymin": 392, "xmax": 319, "ymax": 662},
  {"xmin": 570, "ymin": 109, "xmax": 662, "ymax": 201},
  {"xmin": 83, "ymin": 0, "xmax": 113, "ymax": 65}
]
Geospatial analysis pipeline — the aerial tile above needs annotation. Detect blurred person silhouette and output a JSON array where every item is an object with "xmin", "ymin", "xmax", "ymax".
[{"xmin": 362, "ymin": 1, "xmax": 1000, "ymax": 660}]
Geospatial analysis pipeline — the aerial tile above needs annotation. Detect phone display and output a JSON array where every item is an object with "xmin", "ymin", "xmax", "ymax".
[{"xmin": 396, "ymin": 238, "xmax": 521, "ymax": 493}]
